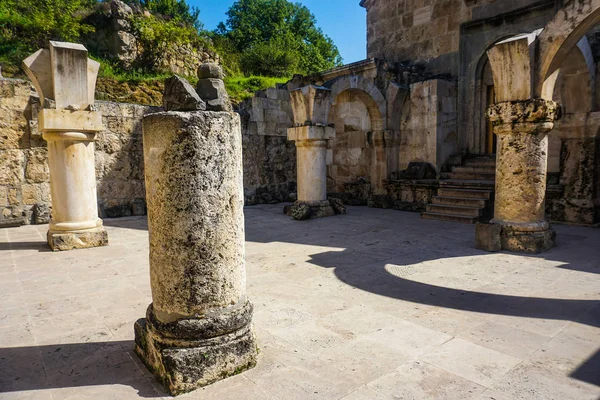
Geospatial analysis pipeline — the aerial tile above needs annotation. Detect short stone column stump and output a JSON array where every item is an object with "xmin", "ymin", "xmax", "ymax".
[{"xmin": 134, "ymin": 110, "xmax": 257, "ymax": 395}]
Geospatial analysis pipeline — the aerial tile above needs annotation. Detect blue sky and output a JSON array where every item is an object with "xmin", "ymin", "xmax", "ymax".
[{"xmin": 188, "ymin": 0, "xmax": 367, "ymax": 64}]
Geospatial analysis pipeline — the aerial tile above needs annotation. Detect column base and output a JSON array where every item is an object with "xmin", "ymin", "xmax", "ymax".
[
  {"xmin": 285, "ymin": 200, "xmax": 337, "ymax": 220},
  {"xmin": 500, "ymin": 225, "xmax": 556, "ymax": 254},
  {"xmin": 47, "ymin": 227, "xmax": 108, "ymax": 251},
  {"xmin": 134, "ymin": 301, "xmax": 257, "ymax": 396}
]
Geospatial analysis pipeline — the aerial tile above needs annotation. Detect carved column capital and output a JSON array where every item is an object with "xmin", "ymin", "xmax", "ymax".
[{"xmin": 487, "ymin": 99, "xmax": 560, "ymax": 136}]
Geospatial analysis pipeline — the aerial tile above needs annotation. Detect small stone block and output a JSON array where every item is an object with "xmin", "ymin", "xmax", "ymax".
[
  {"xmin": 163, "ymin": 75, "xmax": 206, "ymax": 111},
  {"xmin": 197, "ymin": 63, "xmax": 224, "ymax": 79},
  {"xmin": 47, "ymin": 227, "xmax": 108, "ymax": 251},
  {"xmin": 475, "ymin": 223, "xmax": 502, "ymax": 252},
  {"xmin": 196, "ymin": 78, "xmax": 231, "ymax": 112}
]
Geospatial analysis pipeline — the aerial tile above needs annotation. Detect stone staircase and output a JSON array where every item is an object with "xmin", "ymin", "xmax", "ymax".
[{"xmin": 421, "ymin": 156, "xmax": 496, "ymax": 224}]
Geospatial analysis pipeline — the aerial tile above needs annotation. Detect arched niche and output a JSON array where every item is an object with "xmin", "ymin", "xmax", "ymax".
[{"xmin": 327, "ymin": 88, "xmax": 383, "ymax": 193}]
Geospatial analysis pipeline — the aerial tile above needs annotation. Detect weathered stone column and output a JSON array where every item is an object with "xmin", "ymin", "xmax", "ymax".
[
  {"xmin": 22, "ymin": 42, "xmax": 107, "ymax": 251},
  {"xmin": 482, "ymin": 32, "xmax": 559, "ymax": 253},
  {"xmin": 287, "ymin": 85, "xmax": 337, "ymax": 219},
  {"xmin": 488, "ymin": 100, "xmax": 558, "ymax": 252},
  {"xmin": 134, "ymin": 71, "xmax": 256, "ymax": 395}
]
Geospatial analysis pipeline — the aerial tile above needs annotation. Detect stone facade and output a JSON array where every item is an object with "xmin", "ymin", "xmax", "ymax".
[{"xmin": 0, "ymin": 77, "xmax": 296, "ymax": 226}]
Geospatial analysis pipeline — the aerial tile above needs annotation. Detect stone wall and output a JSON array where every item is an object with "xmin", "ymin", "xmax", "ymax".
[
  {"xmin": 0, "ymin": 78, "xmax": 155, "ymax": 227},
  {"xmin": 239, "ymin": 87, "xmax": 297, "ymax": 205},
  {"xmin": 1, "ymin": 78, "xmax": 302, "ymax": 226},
  {"xmin": 400, "ymin": 79, "xmax": 458, "ymax": 172},
  {"xmin": 361, "ymin": 0, "xmax": 554, "ymax": 75}
]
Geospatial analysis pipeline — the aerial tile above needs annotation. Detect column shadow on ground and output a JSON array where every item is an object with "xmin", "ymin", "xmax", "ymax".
[{"xmin": 0, "ymin": 341, "xmax": 163, "ymax": 397}]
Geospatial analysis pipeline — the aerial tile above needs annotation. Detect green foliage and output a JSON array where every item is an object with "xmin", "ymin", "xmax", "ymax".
[
  {"xmin": 0, "ymin": 0, "xmax": 95, "ymax": 67},
  {"xmin": 124, "ymin": 0, "xmax": 202, "ymax": 30},
  {"xmin": 240, "ymin": 36, "xmax": 297, "ymax": 77},
  {"xmin": 215, "ymin": 0, "xmax": 342, "ymax": 77},
  {"xmin": 224, "ymin": 75, "xmax": 290, "ymax": 102},
  {"xmin": 130, "ymin": 13, "xmax": 206, "ymax": 73}
]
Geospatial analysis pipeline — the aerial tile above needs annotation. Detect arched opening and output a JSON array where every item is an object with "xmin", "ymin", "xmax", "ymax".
[
  {"xmin": 326, "ymin": 88, "xmax": 383, "ymax": 198},
  {"xmin": 327, "ymin": 89, "xmax": 383, "ymax": 198},
  {"xmin": 536, "ymin": 1, "xmax": 600, "ymax": 224}
]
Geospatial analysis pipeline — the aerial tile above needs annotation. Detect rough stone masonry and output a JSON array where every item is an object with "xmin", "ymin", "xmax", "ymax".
[{"xmin": 134, "ymin": 66, "xmax": 257, "ymax": 395}]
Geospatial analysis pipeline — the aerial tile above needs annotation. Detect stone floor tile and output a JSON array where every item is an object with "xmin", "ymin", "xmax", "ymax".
[
  {"xmin": 474, "ymin": 389, "xmax": 516, "ymax": 400},
  {"xmin": 405, "ymin": 307, "xmax": 489, "ymax": 336},
  {"xmin": 0, "ymin": 391, "xmax": 54, "ymax": 400},
  {"xmin": 0, "ymin": 306, "xmax": 30, "ymax": 329},
  {"xmin": 363, "ymin": 320, "xmax": 453, "ymax": 359},
  {"xmin": 420, "ymin": 338, "xmax": 521, "ymax": 387},
  {"xmin": 491, "ymin": 359, "xmax": 600, "ymax": 400},
  {"xmin": 367, "ymin": 361, "xmax": 486, "ymax": 400},
  {"xmin": 250, "ymin": 360, "xmax": 360, "ymax": 400},
  {"xmin": 340, "ymin": 385, "xmax": 394, "ymax": 400},
  {"xmin": 317, "ymin": 305, "xmax": 404, "ymax": 337},
  {"xmin": 180, "ymin": 375, "xmax": 275, "ymax": 400},
  {"xmin": 317, "ymin": 337, "xmax": 411, "ymax": 383},
  {"xmin": 0, "ymin": 323, "xmax": 36, "ymax": 347},
  {"xmin": 271, "ymin": 319, "xmax": 355, "ymax": 355},
  {"xmin": 457, "ymin": 320, "xmax": 551, "ymax": 358}
]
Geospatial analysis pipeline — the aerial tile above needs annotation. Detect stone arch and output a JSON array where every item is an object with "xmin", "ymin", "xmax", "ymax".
[
  {"xmin": 326, "ymin": 75, "xmax": 387, "ymax": 132},
  {"xmin": 536, "ymin": 0, "xmax": 600, "ymax": 99},
  {"xmin": 469, "ymin": 33, "xmax": 534, "ymax": 154}
]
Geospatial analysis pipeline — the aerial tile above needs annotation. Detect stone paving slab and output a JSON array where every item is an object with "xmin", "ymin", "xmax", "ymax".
[{"xmin": 0, "ymin": 205, "xmax": 599, "ymax": 399}]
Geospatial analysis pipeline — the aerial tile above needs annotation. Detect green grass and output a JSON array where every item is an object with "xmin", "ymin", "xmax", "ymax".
[
  {"xmin": 224, "ymin": 75, "xmax": 290, "ymax": 103},
  {"xmin": 95, "ymin": 58, "xmax": 177, "ymax": 83}
]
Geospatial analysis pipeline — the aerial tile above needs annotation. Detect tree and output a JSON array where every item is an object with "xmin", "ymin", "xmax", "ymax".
[
  {"xmin": 216, "ymin": 0, "xmax": 342, "ymax": 77},
  {"xmin": 0, "ymin": 0, "xmax": 95, "ymax": 50}
]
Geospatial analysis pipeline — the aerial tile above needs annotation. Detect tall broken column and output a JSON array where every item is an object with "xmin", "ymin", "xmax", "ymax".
[
  {"xmin": 485, "ymin": 33, "xmax": 559, "ymax": 253},
  {"xmin": 22, "ymin": 42, "xmax": 107, "ymax": 251},
  {"xmin": 134, "ymin": 68, "xmax": 256, "ymax": 396},
  {"xmin": 287, "ymin": 85, "xmax": 336, "ymax": 219}
]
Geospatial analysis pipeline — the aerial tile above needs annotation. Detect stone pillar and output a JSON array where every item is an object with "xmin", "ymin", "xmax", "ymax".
[
  {"xmin": 134, "ymin": 73, "xmax": 256, "ymax": 396},
  {"xmin": 286, "ymin": 85, "xmax": 337, "ymax": 220},
  {"xmin": 22, "ymin": 41, "xmax": 107, "ymax": 251},
  {"xmin": 488, "ymin": 100, "xmax": 558, "ymax": 252},
  {"xmin": 483, "ymin": 32, "xmax": 559, "ymax": 253}
]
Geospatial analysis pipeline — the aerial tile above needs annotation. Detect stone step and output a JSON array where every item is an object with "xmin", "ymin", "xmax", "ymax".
[
  {"xmin": 437, "ymin": 188, "xmax": 492, "ymax": 199},
  {"xmin": 421, "ymin": 212, "xmax": 479, "ymax": 224},
  {"xmin": 452, "ymin": 166, "xmax": 496, "ymax": 175},
  {"xmin": 440, "ymin": 179, "xmax": 495, "ymax": 189},
  {"xmin": 464, "ymin": 157, "xmax": 496, "ymax": 167},
  {"xmin": 446, "ymin": 172, "xmax": 496, "ymax": 180},
  {"xmin": 426, "ymin": 204, "xmax": 482, "ymax": 217},
  {"xmin": 432, "ymin": 196, "xmax": 487, "ymax": 207}
]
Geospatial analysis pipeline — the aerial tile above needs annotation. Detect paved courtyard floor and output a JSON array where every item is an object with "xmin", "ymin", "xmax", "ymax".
[{"xmin": 1, "ymin": 205, "xmax": 599, "ymax": 400}]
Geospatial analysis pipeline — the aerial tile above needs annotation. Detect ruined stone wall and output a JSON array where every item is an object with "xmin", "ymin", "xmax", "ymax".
[
  {"xmin": 0, "ymin": 78, "xmax": 154, "ymax": 226},
  {"xmin": 1, "ymin": 78, "xmax": 300, "ymax": 226},
  {"xmin": 238, "ymin": 87, "xmax": 297, "ymax": 205}
]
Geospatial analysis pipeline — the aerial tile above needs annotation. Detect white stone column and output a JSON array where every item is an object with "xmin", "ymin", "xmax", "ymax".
[
  {"xmin": 23, "ymin": 42, "xmax": 107, "ymax": 251},
  {"xmin": 287, "ymin": 85, "xmax": 338, "ymax": 219},
  {"xmin": 289, "ymin": 125, "xmax": 334, "ymax": 202}
]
